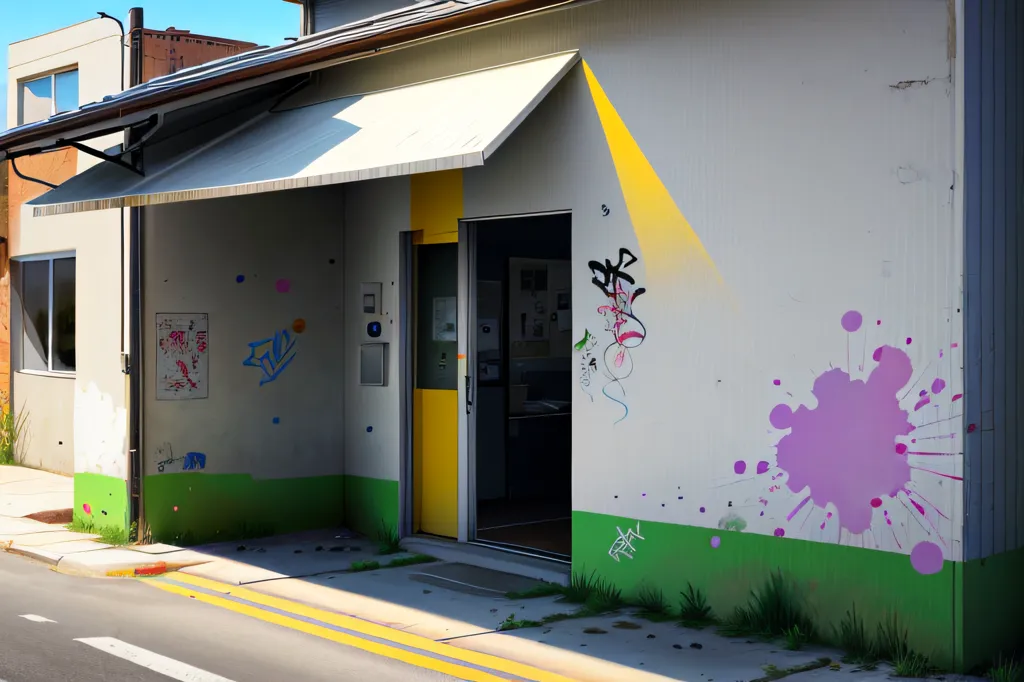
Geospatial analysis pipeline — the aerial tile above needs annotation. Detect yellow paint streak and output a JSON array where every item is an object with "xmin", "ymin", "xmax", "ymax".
[
  {"xmin": 162, "ymin": 573, "xmax": 575, "ymax": 682},
  {"xmin": 143, "ymin": 580, "xmax": 511, "ymax": 682},
  {"xmin": 581, "ymin": 60, "xmax": 723, "ymax": 288},
  {"xmin": 414, "ymin": 388, "xmax": 459, "ymax": 538},
  {"xmin": 411, "ymin": 170, "xmax": 462, "ymax": 245}
]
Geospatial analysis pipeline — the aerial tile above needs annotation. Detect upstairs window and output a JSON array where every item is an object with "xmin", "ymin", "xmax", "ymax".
[
  {"xmin": 15, "ymin": 255, "xmax": 76, "ymax": 374},
  {"xmin": 18, "ymin": 69, "xmax": 79, "ymax": 125}
]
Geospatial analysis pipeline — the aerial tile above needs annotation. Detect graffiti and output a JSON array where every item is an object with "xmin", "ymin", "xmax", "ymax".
[
  {"xmin": 154, "ymin": 442, "xmax": 182, "ymax": 473},
  {"xmin": 183, "ymin": 452, "xmax": 206, "ymax": 471},
  {"xmin": 586, "ymin": 248, "xmax": 647, "ymax": 423},
  {"xmin": 601, "ymin": 204, "xmax": 610, "ymax": 216},
  {"xmin": 574, "ymin": 329, "xmax": 599, "ymax": 399},
  {"xmin": 243, "ymin": 329, "xmax": 297, "ymax": 386},
  {"xmin": 608, "ymin": 521, "xmax": 645, "ymax": 562},
  {"xmin": 156, "ymin": 314, "xmax": 209, "ymax": 400},
  {"xmin": 717, "ymin": 513, "xmax": 747, "ymax": 532},
  {"xmin": 740, "ymin": 311, "xmax": 960, "ymax": 574}
]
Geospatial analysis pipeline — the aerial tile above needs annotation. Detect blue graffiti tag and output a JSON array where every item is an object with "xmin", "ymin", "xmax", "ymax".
[
  {"xmin": 183, "ymin": 452, "xmax": 206, "ymax": 471},
  {"xmin": 242, "ymin": 329, "xmax": 298, "ymax": 385}
]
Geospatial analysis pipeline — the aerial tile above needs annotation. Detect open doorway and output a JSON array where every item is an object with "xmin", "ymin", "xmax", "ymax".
[{"xmin": 471, "ymin": 213, "xmax": 572, "ymax": 560}]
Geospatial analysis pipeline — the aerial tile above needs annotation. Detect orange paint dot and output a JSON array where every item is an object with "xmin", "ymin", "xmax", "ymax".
[{"xmin": 292, "ymin": 318, "xmax": 306, "ymax": 334}]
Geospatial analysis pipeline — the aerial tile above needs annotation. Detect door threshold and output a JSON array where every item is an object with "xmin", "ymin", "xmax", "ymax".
[
  {"xmin": 469, "ymin": 539, "xmax": 570, "ymax": 564},
  {"xmin": 402, "ymin": 535, "xmax": 570, "ymax": 586}
]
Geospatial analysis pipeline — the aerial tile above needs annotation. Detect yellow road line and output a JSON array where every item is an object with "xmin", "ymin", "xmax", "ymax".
[
  {"xmin": 144, "ymin": 580, "xmax": 510, "ymax": 682},
  {"xmin": 151, "ymin": 573, "xmax": 575, "ymax": 682}
]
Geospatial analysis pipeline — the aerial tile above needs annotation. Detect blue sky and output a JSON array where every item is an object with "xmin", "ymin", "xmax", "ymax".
[{"xmin": 1, "ymin": 1, "xmax": 299, "ymax": 130}]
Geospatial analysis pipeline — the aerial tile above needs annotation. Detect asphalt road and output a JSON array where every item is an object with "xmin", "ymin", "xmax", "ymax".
[{"xmin": 0, "ymin": 552, "xmax": 457, "ymax": 682}]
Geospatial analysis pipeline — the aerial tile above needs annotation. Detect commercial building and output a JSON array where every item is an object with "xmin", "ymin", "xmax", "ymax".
[{"xmin": 1, "ymin": 0, "xmax": 1020, "ymax": 671}]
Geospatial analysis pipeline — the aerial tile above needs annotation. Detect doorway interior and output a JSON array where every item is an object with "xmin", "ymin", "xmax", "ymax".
[{"xmin": 471, "ymin": 213, "xmax": 572, "ymax": 560}]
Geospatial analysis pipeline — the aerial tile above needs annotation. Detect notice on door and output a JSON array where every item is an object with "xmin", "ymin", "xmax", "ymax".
[{"xmin": 432, "ymin": 296, "xmax": 457, "ymax": 341}]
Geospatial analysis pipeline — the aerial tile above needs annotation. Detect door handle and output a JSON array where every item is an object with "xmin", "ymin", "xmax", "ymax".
[{"xmin": 465, "ymin": 373, "xmax": 473, "ymax": 414}]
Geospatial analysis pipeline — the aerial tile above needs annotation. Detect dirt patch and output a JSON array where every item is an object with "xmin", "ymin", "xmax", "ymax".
[{"xmin": 23, "ymin": 508, "xmax": 72, "ymax": 525}]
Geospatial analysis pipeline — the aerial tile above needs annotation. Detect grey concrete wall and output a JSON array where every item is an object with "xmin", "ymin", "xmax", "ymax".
[{"xmin": 142, "ymin": 187, "xmax": 345, "ymax": 480}]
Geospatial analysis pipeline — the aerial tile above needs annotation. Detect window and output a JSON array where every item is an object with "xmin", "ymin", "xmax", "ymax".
[
  {"xmin": 18, "ymin": 69, "xmax": 79, "ymax": 125},
  {"xmin": 17, "ymin": 256, "xmax": 76, "ymax": 373}
]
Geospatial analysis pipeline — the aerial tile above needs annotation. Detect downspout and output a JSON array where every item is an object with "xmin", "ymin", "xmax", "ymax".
[{"xmin": 127, "ymin": 6, "xmax": 144, "ymax": 537}]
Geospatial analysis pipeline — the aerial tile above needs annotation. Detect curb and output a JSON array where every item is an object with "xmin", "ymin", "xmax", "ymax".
[
  {"xmin": 5, "ymin": 544, "xmax": 62, "ymax": 566},
  {"xmin": 3, "ymin": 542, "xmax": 208, "ymax": 579}
]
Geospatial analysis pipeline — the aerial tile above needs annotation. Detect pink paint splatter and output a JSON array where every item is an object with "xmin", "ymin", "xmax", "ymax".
[
  {"xmin": 967, "ymin": 423, "xmax": 976, "ymax": 433},
  {"xmin": 173, "ymin": 506, "xmax": 179, "ymax": 512},
  {"xmin": 841, "ymin": 310, "xmax": 863, "ymax": 332},
  {"xmin": 952, "ymin": 394, "xmax": 963, "ymax": 402},
  {"xmin": 734, "ymin": 461, "xmax": 747, "ymax": 475},
  {"xmin": 870, "ymin": 497, "xmax": 883, "ymax": 508},
  {"xmin": 910, "ymin": 541, "xmax": 944, "ymax": 575},
  {"xmin": 275, "ymin": 278, "xmax": 291, "ymax": 294},
  {"xmin": 710, "ymin": 536, "xmax": 721, "ymax": 549},
  {"xmin": 770, "ymin": 321, "xmax": 915, "ymax": 534},
  {"xmin": 951, "ymin": 342, "xmax": 959, "ymax": 349},
  {"xmin": 82, "ymin": 503, "xmax": 92, "ymax": 515},
  {"xmin": 895, "ymin": 443, "xmax": 908, "ymax": 455},
  {"xmin": 931, "ymin": 379, "xmax": 946, "ymax": 394},
  {"xmin": 876, "ymin": 320, "xmax": 882, "ymax": 326},
  {"xmin": 773, "ymin": 379, "xmax": 781, "ymax": 386},
  {"xmin": 913, "ymin": 396, "xmax": 931, "ymax": 411},
  {"xmin": 756, "ymin": 461, "xmax": 770, "ymax": 475}
]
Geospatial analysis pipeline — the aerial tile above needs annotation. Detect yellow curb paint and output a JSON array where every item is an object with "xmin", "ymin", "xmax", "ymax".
[
  {"xmin": 143, "ymin": 580, "xmax": 512, "ymax": 682},
  {"xmin": 163, "ymin": 573, "xmax": 575, "ymax": 682}
]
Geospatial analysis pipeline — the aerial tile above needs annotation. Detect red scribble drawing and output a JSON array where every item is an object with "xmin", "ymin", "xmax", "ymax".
[{"xmin": 156, "ymin": 314, "xmax": 209, "ymax": 400}]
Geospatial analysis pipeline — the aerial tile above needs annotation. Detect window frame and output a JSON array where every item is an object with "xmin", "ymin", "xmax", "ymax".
[
  {"xmin": 14, "ymin": 251, "xmax": 77, "ymax": 377},
  {"xmin": 17, "ymin": 66, "xmax": 79, "ymax": 125}
]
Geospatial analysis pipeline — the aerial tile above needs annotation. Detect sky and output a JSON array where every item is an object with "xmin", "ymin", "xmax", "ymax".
[{"xmin": 1, "ymin": 0, "xmax": 300, "ymax": 130}]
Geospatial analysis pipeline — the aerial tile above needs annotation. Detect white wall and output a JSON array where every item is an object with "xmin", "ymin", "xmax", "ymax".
[
  {"xmin": 142, "ymin": 187, "xmax": 345, "ymax": 480},
  {"xmin": 305, "ymin": 0, "xmax": 960, "ymax": 561},
  {"xmin": 7, "ymin": 19, "xmax": 128, "ymax": 478}
]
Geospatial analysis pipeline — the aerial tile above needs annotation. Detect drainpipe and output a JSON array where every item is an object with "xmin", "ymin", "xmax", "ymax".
[{"xmin": 127, "ymin": 6, "xmax": 144, "ymax": 537}]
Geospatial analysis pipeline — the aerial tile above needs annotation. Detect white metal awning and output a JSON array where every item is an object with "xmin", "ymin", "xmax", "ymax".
[{"xmin": 29, "ymin": 51, "xmax": 580, "ymax": 217}]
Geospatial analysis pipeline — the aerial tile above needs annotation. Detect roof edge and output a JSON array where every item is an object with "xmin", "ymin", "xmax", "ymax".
[{"xmin": 0, "ymin": 0, "xmax": 580, "ymax": 154}]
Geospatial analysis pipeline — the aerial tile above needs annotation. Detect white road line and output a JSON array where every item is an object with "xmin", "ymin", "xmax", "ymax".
[
  {"xmin": 19, "ymin": 614, "xmax": 56, "ymax": 623},
  {"xmin": 74, "ymin": 638, "xmax": 235, "ymax": 682}
]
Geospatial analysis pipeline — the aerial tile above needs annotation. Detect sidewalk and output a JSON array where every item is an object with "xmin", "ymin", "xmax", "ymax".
[{"xmin": 0, "ymin": 465, "xmax": 979, "ymax": 682}]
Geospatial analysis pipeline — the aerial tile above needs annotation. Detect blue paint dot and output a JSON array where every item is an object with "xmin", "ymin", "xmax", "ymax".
[
  {"xmin": 236, "ymin": 274, "xmax": 245, "ymax": 283},
  {"xmin": 366, "ymin": 426, "xmax": 373, "ymax": 433},
  {"xmin": 272, "ymin": 417, "xmax": 280, "ymax": 424}
]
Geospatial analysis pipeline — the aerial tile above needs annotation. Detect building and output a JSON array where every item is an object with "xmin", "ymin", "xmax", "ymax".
[
  {"xmin": 2, "ymin": 16, "xmax": 257, "ymax": 473},
  {"xmin": 1, "ymin": 0, "xmax": 1020, "ymax": 671}
]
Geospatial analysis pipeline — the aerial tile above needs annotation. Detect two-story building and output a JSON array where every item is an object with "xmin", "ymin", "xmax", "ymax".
[{"xmin": 1, "ymin": 0, "xmax": 1020, "ymax": 671}]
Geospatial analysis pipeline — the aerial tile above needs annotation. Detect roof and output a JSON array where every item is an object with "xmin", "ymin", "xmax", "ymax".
[{"xmin": 0, "ymin": 0, "xmax": 578, "ymax": 157}]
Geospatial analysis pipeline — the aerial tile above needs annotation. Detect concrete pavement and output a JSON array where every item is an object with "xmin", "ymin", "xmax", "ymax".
[{"xmin": 0, "ymin": 552, "xmax": 455, "ymax": 682}]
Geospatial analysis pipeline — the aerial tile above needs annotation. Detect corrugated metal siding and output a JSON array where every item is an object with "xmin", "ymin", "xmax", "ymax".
[
  {"xmin": 313, "ymin": 0, "xmax": 415, "ymax": 32},
  {"xmin": 963, "ymin": 0, "xmax": 1024, "ymax": 560}
]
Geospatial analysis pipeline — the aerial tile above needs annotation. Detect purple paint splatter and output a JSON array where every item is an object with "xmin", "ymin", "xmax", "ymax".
[
  {"xmin": 773, "ymin": 527, "xmax": 786, "ymax": 537},
  {"xmin": 699, "ymin": 506, "xmax": 706, "ymax": 513},
  {"xmin": 841, "ymin": 310, "xmax": 863, "ymax": 333},
  {"xmin": 906, "ymin": 337, "xmax": 913, "ymax": 345},
  {"xmin": 756, "ymin": 460, "xmax": 770, "ymax": 475},
  {"xmin": 710, "ymin": 536, "xmax": 721, "ymax": 549},
  {"xmin": 769, "ymin": 319, "xmax": 916, "ymax": 535},
  {"xmin": 910, "ymin": 541, "xmax": 944, "ymax": 575},
  {"xmin": 734, "ymin": 461, "xmax": 747, "ymax": 475},
  {"xmin": 773, "ymin": 379, "xmax": 781, "ymax": 386},
  {"xmin": 276, "ymin": 278, "xmax": 291, "ymax": 293}
]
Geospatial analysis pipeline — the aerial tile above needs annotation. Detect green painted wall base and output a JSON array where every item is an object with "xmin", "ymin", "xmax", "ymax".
[
  {"xmin": 343, "ymin": 475, "xmax": 399, "ymax": 539},
  {"xmin": 957, "ymin": 546, "xmax": 1024, "ymax": 672},
  {"xmin": 74, "ymin": 473, "xmax": 128, "ymax": 532},
  {"xmin": 572, "ymin": 511, "xmax": 959, "ymax": 669},
  {"xmin": 143, "ymin": 473, "xmax": 344, "ymax": 546}
]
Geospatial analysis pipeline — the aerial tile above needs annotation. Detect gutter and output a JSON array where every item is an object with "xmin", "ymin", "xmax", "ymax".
[{"xmin": 0, "ymin": 0, "xmax": 578, "ymax": 154}]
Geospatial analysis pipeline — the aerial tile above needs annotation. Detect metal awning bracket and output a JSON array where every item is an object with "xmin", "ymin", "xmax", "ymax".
[{"xmin": 66, "ymin": 141, "xmax": 145, "ymax": 177}]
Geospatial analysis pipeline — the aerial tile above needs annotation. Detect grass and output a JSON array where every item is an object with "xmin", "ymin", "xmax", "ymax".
[
  {"xmin": 497, "ymin": 613, "xmax": 542, "ymax": 631},
  {"xmin": 385, "ymin": 554, "xmax": 436, "ymax": 568},
  {"xmin": 834, "ymin": 604, "xmax": 878, "ymax": 667},
  {"xmin": 873, "ymin": 611, "xmax": 909, "ymax": 661},
  {"xmin": 783, "ymin": 624, "xmax": 809, "ymax": 651},
  {"xmin": 505, "ymin": 582, "xmax": 565, "ymax": 600},
  {"xmin": 66, "ymin": 518, "xmax": 133, "ymax": 546},
  {"xmin": 892, "ymin": 650, "xmax": 932, "ymax": 678},
  {"xmin": 0, "ymin": 394, "xmax": 28, "ymax": 466},
  {"xmin": 679, "ymin": 582, "xmax": 716, "ymax": 628},
  {"xmin": 633, "ymin": 584, "xmax": 674, "ymax": 622},
  {"xmin": 752, "ymin": 658, "xmax": 833, "ymax": 682},
  {"xmin": 718, "ymin": 570, "xmax": 814, "ymax": 641},
  {"xmin": 376, "ymin": 520, "xmax": 401, "ymax": 555},
  {"xmin": 349, "ymin": 560, "xmax": 381, "ymax": 572},
  {"xmin": 990, "ymin": 656, "xmax": 1023, "ymax": 682}
]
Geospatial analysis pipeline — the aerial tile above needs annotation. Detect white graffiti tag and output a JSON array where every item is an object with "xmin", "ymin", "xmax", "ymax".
[{"xmin": 608, "ymin": 522, "xmax": 645, "ymax": 562}]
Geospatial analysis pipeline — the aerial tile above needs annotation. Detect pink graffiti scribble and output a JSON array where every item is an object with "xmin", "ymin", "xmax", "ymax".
[
  {"xmin": 769, "ymin": 343, "xmax": 914, "ymax": 534},
  {"xmin": 175, "ymin": 360, "xmax": 199, "ymax": 389}
]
